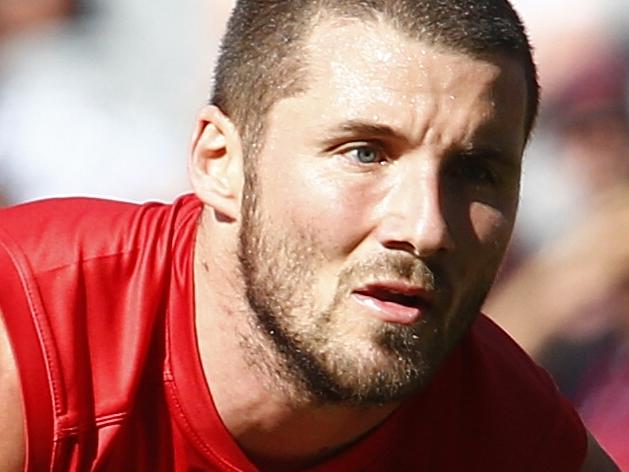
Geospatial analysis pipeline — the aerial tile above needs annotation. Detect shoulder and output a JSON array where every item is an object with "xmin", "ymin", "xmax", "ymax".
[
  {"xmin": 459, "ymin": 315, "xmax": 588, "ymax": 467},
  {"xmin": 0, "ymin": 194, "xmax": 202, "ymax": 470},
  {"xmin": 466, "ymin": 314, "xmax": 564, "ymax": 391},
  {"xmin": 463, "ymin": 314, "xmax": 576, "ymax": 415},
  {"xmin": 0, "ymin": 194, "xmax": 202, "ymax": 274}
]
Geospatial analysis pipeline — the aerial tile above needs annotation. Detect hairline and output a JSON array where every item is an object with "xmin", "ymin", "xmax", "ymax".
[{"xmin": 228, "ymin": 8, "xmax": 537, "ymax": 163}]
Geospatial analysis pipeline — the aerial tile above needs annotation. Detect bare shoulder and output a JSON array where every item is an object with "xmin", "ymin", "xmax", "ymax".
[
  {"xmin": 581, "ymin": 431, "xmax": 619, "ymax": 472},
  {"xmin": 0, "ymin": 309, "xmax": 25, "ymax": 471}
]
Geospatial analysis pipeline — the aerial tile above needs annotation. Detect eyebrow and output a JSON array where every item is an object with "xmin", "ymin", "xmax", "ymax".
[
  {"xmin": 319, "ymin": 120, "xmax": 404, "ymax": 147},
  {"xmin": 319, "ymin": 119, "xmax": 522, "ymax": 164}
]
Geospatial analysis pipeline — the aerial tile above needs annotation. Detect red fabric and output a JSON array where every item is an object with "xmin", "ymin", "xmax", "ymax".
[{"xmin": 0, "ymin": 195, "xmax": 587, "ymax": 471}]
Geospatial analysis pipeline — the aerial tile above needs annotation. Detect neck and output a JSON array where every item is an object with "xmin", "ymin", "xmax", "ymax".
[
  {"xmin": 235, "ymin": 402, "xmax": 398, "ymax": 471},
  {"xmin": 193, "ymin": 217, "xmax": 398, "ymax": 469}
]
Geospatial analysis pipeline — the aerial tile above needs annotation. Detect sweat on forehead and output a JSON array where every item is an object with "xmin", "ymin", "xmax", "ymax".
[{"xmin": 211, "ymin": 0, "xmax": 538, "ymax": 154}]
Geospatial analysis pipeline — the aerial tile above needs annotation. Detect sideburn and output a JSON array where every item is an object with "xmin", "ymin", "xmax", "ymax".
[{"xmin": 236, "ymin": 166, "xmax": 351, "ymax": 402}]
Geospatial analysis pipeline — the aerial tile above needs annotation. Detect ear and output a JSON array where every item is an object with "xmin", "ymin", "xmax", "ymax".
[{"xmin": 189, "ymin": 105, "xmax": 244, "ymax": 222}]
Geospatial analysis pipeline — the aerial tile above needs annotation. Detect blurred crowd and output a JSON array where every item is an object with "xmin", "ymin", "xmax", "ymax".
[
  {"xmin": 485, "ymin": 1, "xmax": 629, "ymax": 467},
  {"xmin": 0, "ymin": 0, "xmax": 233, "ymax": 204},
  {"xmin": 1, "ymin": 0, "xmax": 628, "ymax": 468}
]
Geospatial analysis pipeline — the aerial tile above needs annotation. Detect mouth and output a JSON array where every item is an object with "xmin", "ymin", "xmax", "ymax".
[{"xmin": 351, "ymin": 282, "xmax": 434, "ymax": 325}]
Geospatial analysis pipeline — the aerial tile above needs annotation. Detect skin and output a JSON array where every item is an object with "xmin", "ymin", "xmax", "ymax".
[
  {"xmin": 0, "ymin": 312, "xmax": 25, "ymax": 471},
  {"xmin": 0, "ymin": 14, "xmax": 618, "ymax": 472},
  {"xmin": 192, "ymin": 17, "xmax": 529, "ymax": 469},
  {"xmin": 231, "ymin": 19, "xmax": 527, "ymax": 410}
]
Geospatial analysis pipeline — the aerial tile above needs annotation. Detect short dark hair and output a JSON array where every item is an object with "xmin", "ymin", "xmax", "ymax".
[{"xmin": 211, "ymin": 0, "xmax": 539, "ymax": 157}]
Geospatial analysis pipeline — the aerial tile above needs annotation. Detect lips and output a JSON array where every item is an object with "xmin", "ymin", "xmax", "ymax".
[{"xmin": 351, "ymin": 282, "xmax": 434, "ymax": 325}]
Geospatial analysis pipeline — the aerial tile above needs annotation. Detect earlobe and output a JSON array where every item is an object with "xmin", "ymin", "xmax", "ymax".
[{"xmin": 189, "ymin": 106, "xmax": 244, "ymax": 222}]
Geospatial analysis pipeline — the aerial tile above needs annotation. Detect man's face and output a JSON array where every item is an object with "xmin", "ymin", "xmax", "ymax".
[{"xmin": 238, "ymin": 18, "xmax": 527, "ymax": 405}]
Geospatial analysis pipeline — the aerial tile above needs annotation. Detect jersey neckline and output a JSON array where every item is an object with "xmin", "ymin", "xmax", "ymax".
[{"xmin": 163, "ymin": 196, "xmax": 416, "ymax": 471}]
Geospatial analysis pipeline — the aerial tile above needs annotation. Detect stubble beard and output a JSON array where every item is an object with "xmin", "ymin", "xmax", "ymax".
[{"xmin": 237, "ymin": 177, "xmax": 497, "ymax": 407}]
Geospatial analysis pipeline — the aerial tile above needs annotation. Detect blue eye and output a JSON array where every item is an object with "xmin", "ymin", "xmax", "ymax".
[{"xmin": 348, "ymin": 146, "xmax": 384, "ymax": 164}]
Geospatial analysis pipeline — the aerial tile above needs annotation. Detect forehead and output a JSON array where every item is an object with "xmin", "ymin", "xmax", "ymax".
[{"xmin": 268, "ymin": 17, "xmax": 528, "ymax": 153}]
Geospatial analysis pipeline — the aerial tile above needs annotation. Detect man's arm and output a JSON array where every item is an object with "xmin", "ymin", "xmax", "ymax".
[
  {"xmin": 0, "ymin": 308, "xmax": 25, "ymax": 471},
  {"xmin": 581, "ymin": 431, "xmax": 619, "ymax": 472}
]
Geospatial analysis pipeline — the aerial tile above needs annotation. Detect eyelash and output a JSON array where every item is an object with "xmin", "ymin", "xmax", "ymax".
[
  {"xmin": 334, "ymin": 144, "xmax": 502, "ymax": 186},
  {"xmin": 339, "ymin": 143, "xmax": 389, "ymax": 166},
  {"xmin": 448, "ymin": 158, "xmax": 498, "ymax": 186}
]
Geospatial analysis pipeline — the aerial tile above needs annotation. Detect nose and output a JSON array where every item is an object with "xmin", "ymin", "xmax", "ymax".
[{"xmin": 376, "ymin": 163, "xmax": 454, "ymax": 258}]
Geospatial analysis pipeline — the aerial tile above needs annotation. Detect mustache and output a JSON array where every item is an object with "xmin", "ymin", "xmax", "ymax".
[{"xmin": 337, "ymin": 253, "xmax": 439, "ymax": 293}]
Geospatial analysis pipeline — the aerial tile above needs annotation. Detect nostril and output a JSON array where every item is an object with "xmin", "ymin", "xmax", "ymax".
[{"xmin": 382, "ymin": 240, "xmax": 421, "ymax": 257}]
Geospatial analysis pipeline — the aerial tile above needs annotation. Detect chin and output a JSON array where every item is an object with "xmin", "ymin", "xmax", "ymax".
[{"xmin": 308, "ymin": 336, "xmax": 438, "ymax": 406}]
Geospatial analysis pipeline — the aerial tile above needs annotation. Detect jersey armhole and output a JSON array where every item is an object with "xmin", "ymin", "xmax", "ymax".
[{"xmin": 0, "ymin": 229, "xmax": 55, "ymax": 471}]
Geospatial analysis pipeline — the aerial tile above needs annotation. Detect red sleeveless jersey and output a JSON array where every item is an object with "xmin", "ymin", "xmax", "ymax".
[{"xmin": 0, "ymin": 195, "xmax": 586, "ymax": 471}]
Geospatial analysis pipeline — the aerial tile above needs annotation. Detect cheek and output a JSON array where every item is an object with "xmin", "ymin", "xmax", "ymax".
[
  {"xmin": 268, "ymin": 164, "xmax": 379, "ymax": 254},
  {"xmin": 468, "ymin": 202, "xmax": 515, "ymax": 250}
]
